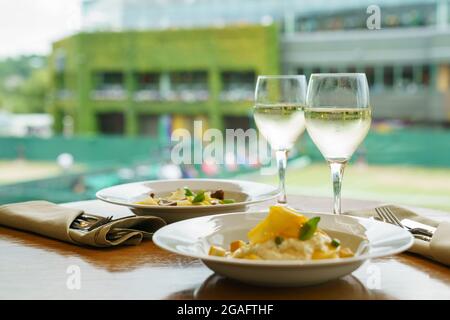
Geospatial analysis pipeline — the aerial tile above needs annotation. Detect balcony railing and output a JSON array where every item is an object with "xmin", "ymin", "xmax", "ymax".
[{"xmin": 91, "ymin": 85, "xmax": 126, "ymax": 100}]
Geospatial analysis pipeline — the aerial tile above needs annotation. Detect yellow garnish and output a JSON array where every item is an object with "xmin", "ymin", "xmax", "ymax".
[
  {"xmin": 136, "ymin": 198, "xmax": 158, "ymax": 205},
  {"xmin": 247, "ymin": 206, "xmax": 308, "ymax": 244},
  {"xmin": 243, "ymin": 253, "xmax": 261, "ymax": 260},
  {"xmin": 339, "ymin": 247, "xmax": 354, "ymax": 258},
  {"xmin": 312, "ymin": 245, "xmax": 340, "ymax": 260},
  {"xmin": 230, "ymin": 240, "xmax": 246, "ymax": 252},
  {"xmin": 208, "ymin": 245, "xmax": 226, "ymax": 257}
]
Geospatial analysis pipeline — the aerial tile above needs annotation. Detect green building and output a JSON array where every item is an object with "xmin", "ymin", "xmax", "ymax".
[{"xmin": 50, "ymin": 25, "xmax": 279, "ymax": 137}]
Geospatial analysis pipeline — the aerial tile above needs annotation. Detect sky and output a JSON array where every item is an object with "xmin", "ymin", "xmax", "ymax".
[{"xmin": 0, "ymin": 0, "xmax": 82, "ymax": 58}]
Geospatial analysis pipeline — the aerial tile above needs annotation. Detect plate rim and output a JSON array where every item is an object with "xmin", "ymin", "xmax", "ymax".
[
  {"xmin": 96, "ymin": 178, "xmax": 280, "ymax": 209},
  {"xmin": 152, "ymin": 210, "xmax": 414, "ymax": 267}
]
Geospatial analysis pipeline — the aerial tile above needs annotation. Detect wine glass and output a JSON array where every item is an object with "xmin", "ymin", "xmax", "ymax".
[
  {"xmin": 253, "ymin": 75, "xmax": 307, "ymax": 204},
  {"xmin": 305, "ymin": 73, "xmax": 371, "ymax": 214}
]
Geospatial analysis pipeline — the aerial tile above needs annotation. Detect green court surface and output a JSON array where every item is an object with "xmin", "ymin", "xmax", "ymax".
[
  {"xmin": 238, "ymin": 162, "xmax": 450, "ymax": 212},
  {"xmin": 0, "ymin": 160, "xmax": 64, "ymax": 185},
  {"xmin": 0, "ymin": 160, "xmax": 84, "ymax": 185},
  {"xmin": 1, "ymin": 159, "xmax": 450, "ymax": 212}
]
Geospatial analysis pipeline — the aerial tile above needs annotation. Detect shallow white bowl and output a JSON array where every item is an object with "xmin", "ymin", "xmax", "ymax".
[
  {"xmin": 153, "ymin": 210, "xmax": 414, "ymax": 287},
  {"xmin": 96, "ymin": 179, "xmax": 279, "ymax": 223}
]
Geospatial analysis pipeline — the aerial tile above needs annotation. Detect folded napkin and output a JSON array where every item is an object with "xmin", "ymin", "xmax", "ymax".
[
  {"xmin": 347, "ymin": 205, "xmax": 450, "ymax": 267},
  {"xmin": 0, "ymin": 201, "xmax": 166, "ymax": 247}
]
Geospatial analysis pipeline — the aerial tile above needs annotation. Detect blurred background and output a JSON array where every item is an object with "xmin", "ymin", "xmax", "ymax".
[{"xmin": 0, "ymin": 0, "xmax": 449, "ymax": 210}]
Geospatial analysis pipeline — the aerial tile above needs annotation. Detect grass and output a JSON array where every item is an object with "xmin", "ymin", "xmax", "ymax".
[
  {"xmin": 0, "ymin": 160, "xmax": 72, "ymax": 185},
  {"xmin": 1, "ymin": 159, "xmax": 449, "ymax": 211},
  {"xmin": 237, "ymin": 160, "xmax": 450, "ymax": 212}
]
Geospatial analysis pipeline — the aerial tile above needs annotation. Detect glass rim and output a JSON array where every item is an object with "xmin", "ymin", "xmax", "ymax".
[
  {"xmin": 309, "ymin": 73, "xmax": 366, "ymax": 78},
  {"xmin": 257, "ymin": 75, "xmax": 307, "ymax": 80}
]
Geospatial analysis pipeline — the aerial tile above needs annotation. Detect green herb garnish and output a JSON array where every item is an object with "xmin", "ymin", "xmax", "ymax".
[
  {"xmin": 274, "ymin": 236, "xmax": 284, "ymax": 246},
  {"xmin": 299, "ymin": 217, "xmax": 321, "ymax": 241},
  {"xmin": 220, "ymin": 199, "xmax": 235, "ymax": 204},
  {"xmin": 184, "ymin": 187, "xmax": 194, "ymax": 197},
  {"xmin": 331, "ymin": 239, "xmax": 340, "ymax": 248},
  {"xmin": 192, "ymin": 191, "xmax": 205, "ymax": 203}
]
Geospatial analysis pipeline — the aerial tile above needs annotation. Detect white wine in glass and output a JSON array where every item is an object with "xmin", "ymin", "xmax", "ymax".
[
  {"xmin": 254, "ymin": 75, "xmax": 307, "ymax": 204},
  {"xmin": 253, "ymin": 104, "xmax": 305, "ymax": 151},
  {"xmin": 305, "ymin": 74, "xmax": 371, "ymax": 214},
  {"xmin": 304, "ymin": 108, "xmax": 371, "ymax": 162}
]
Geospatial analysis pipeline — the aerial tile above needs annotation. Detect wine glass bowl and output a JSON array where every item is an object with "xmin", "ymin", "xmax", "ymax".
[
  {"xmin": 305, "ymin": 73, "xmax": 372, "ymax": 214},
  {"xmin": 253, "ymin": 75, "xmax": 307, "ymax": 204}
]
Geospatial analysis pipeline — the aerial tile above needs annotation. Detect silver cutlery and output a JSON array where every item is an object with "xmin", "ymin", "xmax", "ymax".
[
  {"xmin": 374, "ymin": 206, "xmax": 434, "ymax": 241},
  {"xmin": 401, "ymin": 218, "xmax": 436, "ymax": 234},
  {"xmin": 71, "ymin": 214, "xmax": 114, "ymax": 231}
]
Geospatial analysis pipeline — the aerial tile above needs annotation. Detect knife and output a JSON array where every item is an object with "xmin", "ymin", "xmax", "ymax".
[{"xmin": 401, "ymin": 218, "xmax": 436, "ymax": 238}]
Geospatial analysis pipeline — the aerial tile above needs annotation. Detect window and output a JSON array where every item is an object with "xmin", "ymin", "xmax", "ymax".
[
  {"xmin": 383, "ymin": 66, "xmax": 394, "ymax": 87},
  {"xmin": 347, "ymin": 66, "xmax": 357, "ymax": 73},
  {"xmin": 298, "ymin": 67, "xmax": 312, "ymax": 79},
  {"xmin": 169, "ymin": 71, "xmax": 209, "ymax": 101},
  {"xmin": 97, "ymin": 113, "xmax": 125, "ymax": 135},
  {"xmin": 94, "ymin": 72, "xmax": 124, "ymax": 90},
  {"xmin": 135, "ymin": 72, "xmax": 159, "ymax": 91},
  {"xmin": 138, "ymin": 114, "xmax": 159, "ymax": 136},
  {"xmin": 220, "ymin": 71, "xmax": 255, "ymax": 101},
  {"xmin": 171, "ymin": 71, "xmax": 208, "ymax": 90},
  {"xmin": 402, "ymin": 66, "xmax": 414, "ymax": 85},
  {"xmin": 55, "ymin": 73, "xmax": 72, "ymax": 100},
  {"xmin": 221, "ymin": 71, "xmax": 255, "ymax": 91},
  {"xmin": 365, "ymin": 67, "xmax": 375, "ymax": 87},
  {"xmin": 92, "ymin": 72, "xmax": 126, "ymax": 100},
  {"xmin": 422, "ymin": 65, "xmax": 431, "ymax": 87},
  {"xmin": 134, "ymin": 72, "xmax": 160, "ymax": 101},
  {"xmin": 224, "ymin": 116, "xmax": 251, "ymax": 131}
]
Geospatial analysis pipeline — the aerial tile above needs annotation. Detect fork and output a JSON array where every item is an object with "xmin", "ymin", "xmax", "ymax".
[
  {"xmin": 375, "ymin": 206, "xmax": 433, "ymax": 241},
  {"xmin": 87, "ymin": 215, "xmax": 113, "ymax": 231},
  {"xmin": 71, "ymin": 215, "xmax": 113, "ymax": 231}
]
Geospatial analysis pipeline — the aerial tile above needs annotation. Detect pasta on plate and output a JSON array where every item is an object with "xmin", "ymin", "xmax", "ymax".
[{"xmin": 209, "ymin": 206, "xmax": 354, "ymax": 260}]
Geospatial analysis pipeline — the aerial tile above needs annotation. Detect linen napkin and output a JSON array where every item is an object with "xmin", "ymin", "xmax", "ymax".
[
  {"xmin": 347, "ymin": 205, "xmax": 450, "ymax": 267},
  {"xmin": 0, "ymin": 201, "xmax": 166, "ymax": 247}
]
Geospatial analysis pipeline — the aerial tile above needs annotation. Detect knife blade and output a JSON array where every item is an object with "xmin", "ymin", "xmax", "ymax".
[{"xmin": 401, "ymin": 218, "xmax": 436, "ymax": 234}]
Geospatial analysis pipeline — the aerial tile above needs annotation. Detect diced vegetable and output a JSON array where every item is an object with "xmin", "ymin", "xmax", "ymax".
[
  {"xmin": 274, "ymin": 236, "xmax": 284, "ymax": 246},
  {"xmin": 243, "ymin": 253, "xmax": 261, "ymax": 260},
  {"xmin": 230, "ymin": 240, "xmax": 246, "ymax": 252},
  {"xmin": 192, "ymin": 191, "xmax": 205, "ymax": 203},
  {"xmin": 210, "ymin": 189, "xmax": 224, "ymax": 200},
  {"xmin": 339, "ymin": 247, "xmax": 354, "ymax": 258},
  {"xmin": 184, "ymin": 187, "xmax": 194, "ymax": 197},
  {"xmin": 299, "ymin": 217, "xmax": 321, "ymax": 241},
  {"xmin": 136, "ymin": 197, "xmax": 158, "ymax": 205},
  {"xmin": 220, "ymin": 199, "xmax": 235, "ymax": 204},
  {"xmin": 208, "ymin": 245, "xmax": 226, "ymax": 257},
  {"xmin": 312, "ymin": 250, "xmax": 340, "ymax": 260},
  {"xmin": 136, "ymin": 187, "xmax": 235, "ymax": 206},
  {"xmin": 331, "ymin": 239, "xmax": 340, "ymax": 248}
]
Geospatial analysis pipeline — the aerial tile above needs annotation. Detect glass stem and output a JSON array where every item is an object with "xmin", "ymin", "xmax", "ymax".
[
  {"xmin": 329, "ymin": 161, "xmax": 346, "ymax": 215},
  {"xmin": 276, "ymin": 150, "xmax": 288, "ymax": 204}
]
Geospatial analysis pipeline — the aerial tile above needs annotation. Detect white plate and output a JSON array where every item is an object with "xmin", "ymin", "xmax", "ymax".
[
  {"xmin": 153, "ymin": 210, "xmax": 414, "ymax": 287},
  {"xmin": 96, "ymin": 179, "xmax": 279, "ymax": 223}
]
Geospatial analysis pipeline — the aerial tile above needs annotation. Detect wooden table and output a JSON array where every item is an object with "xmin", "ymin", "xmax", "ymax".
[{"xmin": 0, "ymin": 196, "xmax": 449, "ymax": 300}]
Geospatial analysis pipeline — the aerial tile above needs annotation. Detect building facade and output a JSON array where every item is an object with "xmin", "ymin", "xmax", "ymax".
[
  {"xmin": 50, "ymin": 25, "xmax": 278, "ymax": 135},
  {"xmin": 51, "ymin": 0, "xmax": 450, "ymax": 136},
  {"xmin": 282, "ymin": 27, "xmax": 450, "ymax": 123}
]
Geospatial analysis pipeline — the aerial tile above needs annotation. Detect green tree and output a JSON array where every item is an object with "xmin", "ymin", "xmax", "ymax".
[{"xmin": 0, "ymin": 55, "xmax": 49, "ymax": 113}]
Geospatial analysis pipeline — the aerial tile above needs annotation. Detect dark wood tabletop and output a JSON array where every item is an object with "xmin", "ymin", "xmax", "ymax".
[{"xmin": 0, "ymin": 195, "xmax": 449, "ymax": 300}]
